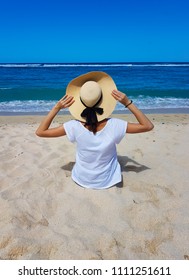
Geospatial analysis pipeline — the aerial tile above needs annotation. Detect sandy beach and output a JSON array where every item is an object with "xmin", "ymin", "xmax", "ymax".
[{"xmin": 0, "ymin": 113, "xmax": 189, "ymax": 260}]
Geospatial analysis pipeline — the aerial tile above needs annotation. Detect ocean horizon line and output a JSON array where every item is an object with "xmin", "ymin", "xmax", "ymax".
[
  {"xmin": 0, "ymin": 61, "xmax": 189, "ymax": 65},
  {"xmin": 1, "ymin": 61, "xmax": 189, "ymax": 63},
  {"xmin": 0, "ymin": 62, "xmax": 189, "ymax": 68}
]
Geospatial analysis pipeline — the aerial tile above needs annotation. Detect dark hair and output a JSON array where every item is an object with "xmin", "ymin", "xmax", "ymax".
[
  {"xmin": 84, "ymin": 122, "xmax": 97, "ymax": 134},
  {"xmin": 81, "ymin": 96, "xmax": 103, "ymax": 135}
]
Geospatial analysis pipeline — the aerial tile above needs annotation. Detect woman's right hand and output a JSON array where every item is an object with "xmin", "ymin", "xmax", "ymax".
[{"xmin": 54, "ymin": 95, "xmax": 75, "ymax": 110}]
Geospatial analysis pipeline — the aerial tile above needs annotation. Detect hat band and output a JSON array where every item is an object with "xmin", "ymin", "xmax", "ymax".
[
  {"xmin": 80, "ymin": 94, "xmax": 104, "ymax": 125},
  {"xmin": 80, "ymin": 93, "xmax": 102, "ymax": 109}
]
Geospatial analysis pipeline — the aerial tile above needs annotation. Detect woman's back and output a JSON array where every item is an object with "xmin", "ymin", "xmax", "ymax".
[{"xmin": 63, "ymin": 118, "xmax": 127, "ymax": 189}]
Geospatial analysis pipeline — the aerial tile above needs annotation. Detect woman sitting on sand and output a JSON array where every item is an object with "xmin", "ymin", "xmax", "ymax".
[{"xmin": 36, "ymin": 71, "xmax": 154, "ymax": 189}]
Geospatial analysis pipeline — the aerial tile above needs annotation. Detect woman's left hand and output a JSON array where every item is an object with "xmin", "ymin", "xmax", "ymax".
[
  {"xmin": 55, "ymin": 95, "xmax": 75, "ymax": 110},
  {"xmin": 36, "ymin": 95, "xmax": 75, "ymax": 137},
  {"xmin": 111, "ymin": 89, "xmax": 130, "ymax": 106}
]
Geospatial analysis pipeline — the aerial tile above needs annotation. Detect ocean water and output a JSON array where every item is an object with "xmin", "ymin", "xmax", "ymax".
[{"xmin": 0, "ymin": 62, "xmax": 189, "ymax": 114}]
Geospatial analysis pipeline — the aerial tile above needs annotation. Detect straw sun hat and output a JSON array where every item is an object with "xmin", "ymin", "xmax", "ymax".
[{"xmin": 66, "ymin": 71, "xmax": 117, "ymax": 123}]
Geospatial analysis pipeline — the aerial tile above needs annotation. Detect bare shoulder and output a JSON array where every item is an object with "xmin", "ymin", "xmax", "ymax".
[{"xmin": 96, "ymin": 119, "xmax": 108, "ymax": 131}]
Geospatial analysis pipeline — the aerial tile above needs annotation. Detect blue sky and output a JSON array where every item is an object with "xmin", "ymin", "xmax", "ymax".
[{"xmin": 1, "ymin": 0, "xmax": 189, "ymax": 62}]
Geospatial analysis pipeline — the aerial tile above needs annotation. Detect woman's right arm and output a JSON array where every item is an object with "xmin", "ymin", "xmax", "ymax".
[{"xmin": 111, "ymin": 90, "xmax": 154, "ymax": 133}]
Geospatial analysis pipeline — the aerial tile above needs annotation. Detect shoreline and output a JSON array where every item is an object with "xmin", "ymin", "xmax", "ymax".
[
  {"xmin": 0, "ymin": 107, "xmax": 189, "ymax": 117},
  {"xmin": 0, "ymin": 112, "xmax": 188, "ymax": 125}
]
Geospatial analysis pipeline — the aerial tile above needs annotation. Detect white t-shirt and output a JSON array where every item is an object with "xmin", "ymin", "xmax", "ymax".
[{"xmin": 63, "ymin": 118, "xmax": 127, "ymax": 189}]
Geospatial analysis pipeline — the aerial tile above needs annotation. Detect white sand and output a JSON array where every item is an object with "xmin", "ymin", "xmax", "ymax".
[{"xmin": 0, "ymin": 114, "xmax": 189, "ymax": 260}]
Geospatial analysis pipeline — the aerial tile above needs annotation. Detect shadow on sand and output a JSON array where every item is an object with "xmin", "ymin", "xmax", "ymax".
[{"xmin": 61, "ymin": 156, "xmax": 150, "ymax": 189}]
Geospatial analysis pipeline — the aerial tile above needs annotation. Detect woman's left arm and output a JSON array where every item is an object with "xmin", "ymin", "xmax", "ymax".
[
  {"xmin": 112, "ymin": 90, "xmax": 154, "ymax": 133},
  {"xmin": 35, "ymin": 95, "xmax": 74, "ymax": 137}
]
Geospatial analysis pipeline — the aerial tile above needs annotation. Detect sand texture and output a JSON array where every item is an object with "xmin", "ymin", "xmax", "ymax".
[{"xmin": 0, "ymin": 114, "xmax": 189, "ymax": 260}]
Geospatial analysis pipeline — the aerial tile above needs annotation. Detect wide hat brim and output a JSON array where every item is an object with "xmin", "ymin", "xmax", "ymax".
[{"xmin": 66, "ymin": 71, "xmax": 117, "ymax": 122}]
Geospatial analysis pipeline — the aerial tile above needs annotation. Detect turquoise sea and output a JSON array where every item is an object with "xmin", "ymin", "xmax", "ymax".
[{"xmin": 0, "ymin": 62, "xmax": 189, "ymax": 114}]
